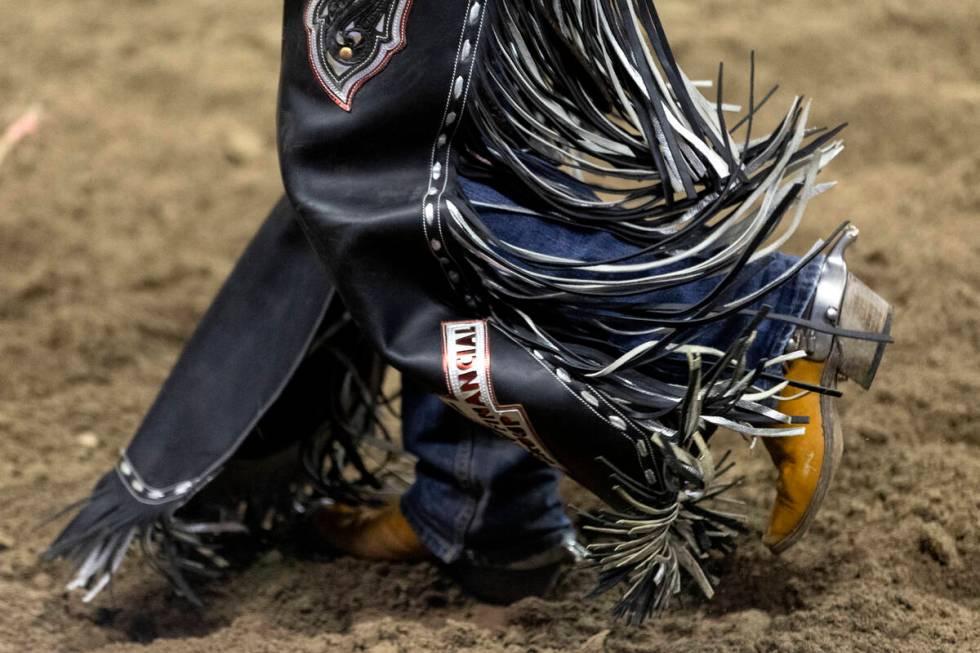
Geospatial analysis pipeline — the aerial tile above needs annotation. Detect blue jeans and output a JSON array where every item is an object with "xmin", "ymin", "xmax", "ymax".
[{"xmin": 400, "ymin": 177, "xmax": 821, "ymax": 565}]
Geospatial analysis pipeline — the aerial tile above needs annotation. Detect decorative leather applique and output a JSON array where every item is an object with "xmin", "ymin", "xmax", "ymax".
[{"xmin": 304, "ymin": 0, "xmax": 414, "ymax": 111}]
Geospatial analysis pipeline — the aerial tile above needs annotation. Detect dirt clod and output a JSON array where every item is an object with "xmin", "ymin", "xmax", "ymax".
[
  {"xmin": 76, "ymin": 431, "xmax": 101, "ymax": 449},
  {"xmin": 577, "ymin": 629, "xmax": 609, "ymax": 652},
  {"xmin": 918, "ymin": 523, "xmax": 963, "ymax": 569}
]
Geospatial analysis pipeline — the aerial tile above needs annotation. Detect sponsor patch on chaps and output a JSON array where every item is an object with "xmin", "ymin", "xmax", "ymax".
[
  {"xmin": 304, "ymin": 0, "xmax": 414, "ymax": 112},
  {"xmin": 441, "ymin": 321, "xmax": 558, "ymax": 465}
]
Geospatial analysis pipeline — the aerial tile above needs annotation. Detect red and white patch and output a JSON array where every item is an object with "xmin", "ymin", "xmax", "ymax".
[
  {"xmin": 441, "ymin": 320, "xmax": 558, "ymax": 465},
  {"xmin": 304, "ymin": 0, "xmax": 414, "ymax": 112}
]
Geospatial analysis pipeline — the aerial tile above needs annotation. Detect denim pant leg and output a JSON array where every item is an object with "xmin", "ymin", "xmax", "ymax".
[
  {"xmin": 399, "ymin": 381, "xmax": 573, "ymax": 565},
  {"xmin": 464, "ymin": 177, "xmax": 823, "ymax": 369},
  {"xmin": 620, "ymin": 254, "xmax": 824, "ymax": 370}
]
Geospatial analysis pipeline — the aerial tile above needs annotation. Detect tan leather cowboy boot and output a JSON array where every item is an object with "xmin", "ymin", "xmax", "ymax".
[
  {"xmin": 312, "ymin": 502, "xmax": 429, "ymax": 562},
  {"xmin": 763, "ymin": 227, "xmax": 892, "ymax": 553}
]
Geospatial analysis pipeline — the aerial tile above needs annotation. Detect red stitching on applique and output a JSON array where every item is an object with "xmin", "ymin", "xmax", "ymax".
[{"xmin": 304, "ymin": 0, "xmax": 415, "ymax": 113}]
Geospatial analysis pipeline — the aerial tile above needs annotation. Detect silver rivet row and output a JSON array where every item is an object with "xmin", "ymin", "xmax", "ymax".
[
  {"xmin": 116, "ymin": 454, "xmax": 194, "ymax": 503},
  {"xmin": 532, "ymin": 355, "xmax": 668, "ymax": 492},
  {"xmin": 422, "ymin": 0, "xmax": 487, "ymax": 313},
  {"xmin": 534, "ymin": 351, "xmax": 639, "ymax": 438},
  {"xmin": 635, "ymin": 438, "xmax": 650, "ymax": 458}
]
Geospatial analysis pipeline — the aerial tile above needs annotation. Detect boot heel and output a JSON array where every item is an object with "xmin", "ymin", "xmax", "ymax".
[{"xmin": 836, "ymin": 273, "xmax": 893, "ymax": 389}]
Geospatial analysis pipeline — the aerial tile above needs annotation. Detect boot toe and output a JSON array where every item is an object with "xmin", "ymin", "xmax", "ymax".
[
  {"xmin": 763, "ymin": 358, "xmax": 842, "ymax": 553},
  {"xmin": 311, "ymin": 503, "xmax": 429, "ymax": 562}
]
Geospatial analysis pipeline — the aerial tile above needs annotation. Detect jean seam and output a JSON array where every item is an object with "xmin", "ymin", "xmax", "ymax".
[
  {"xmin": 448, "ymin": 424, "xmax": 478, "ymax": 561},
  {"xmin": 400, "ymin": 495, "xmax": 455, "ymax": 563}
]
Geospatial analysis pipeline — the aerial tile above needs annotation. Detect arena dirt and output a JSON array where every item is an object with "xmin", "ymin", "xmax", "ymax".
[{"xmin": 1, "ymin": 1, "xmax": 978, "ymax": 651}]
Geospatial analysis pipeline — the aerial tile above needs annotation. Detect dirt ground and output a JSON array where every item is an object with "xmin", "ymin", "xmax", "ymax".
[{"xmin": 1, "ymin": 1, "xmax": 978, "ymax": 651}]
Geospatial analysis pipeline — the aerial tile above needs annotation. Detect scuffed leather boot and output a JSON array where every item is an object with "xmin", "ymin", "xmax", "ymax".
[
  {"xmin": 763, "ymin": 227, "xmax": 892, "ymax": 553},
  {"xmin": 763, "ymin": 357, "xmax": 842, "ymax": 552},
  {"xmin": 312, "ymin": 503, "xmax": 429, "ymax": 562}
]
